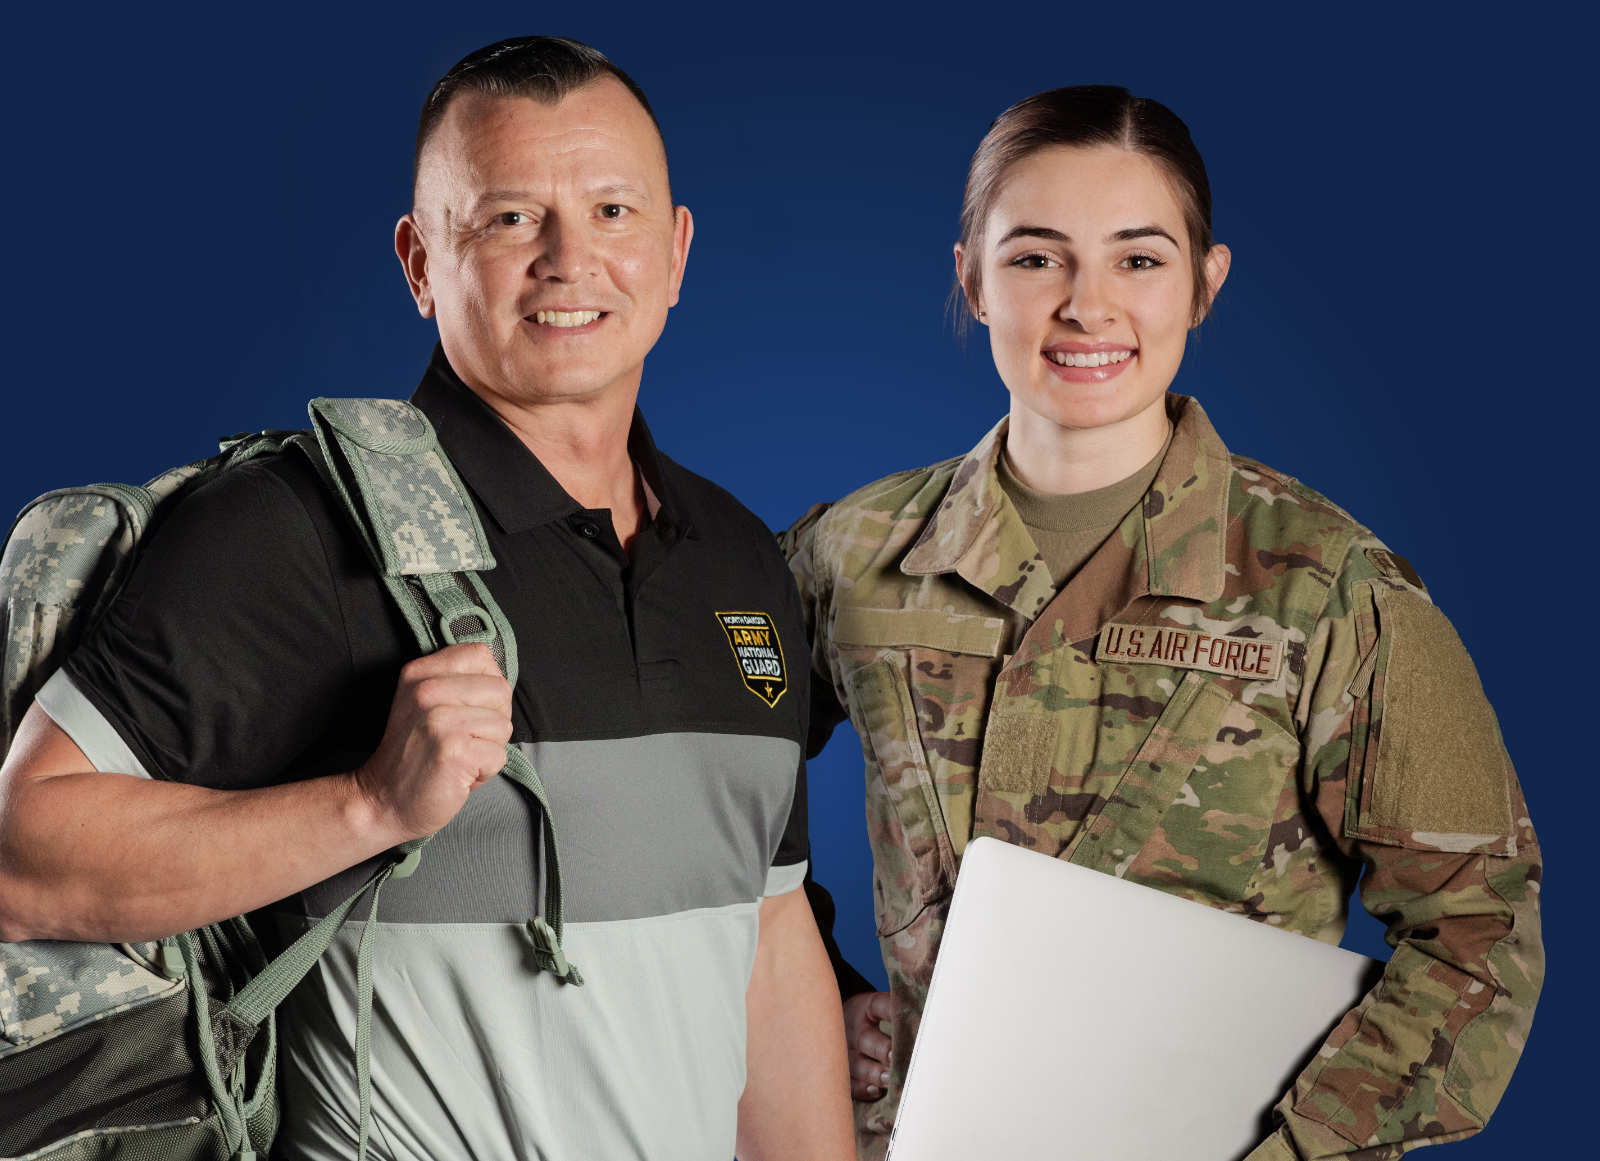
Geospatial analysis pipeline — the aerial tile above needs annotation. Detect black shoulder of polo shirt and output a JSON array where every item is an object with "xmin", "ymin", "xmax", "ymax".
[{"xmin": 65, "ymin": 447, "xmax": 413, "ymax": 789}]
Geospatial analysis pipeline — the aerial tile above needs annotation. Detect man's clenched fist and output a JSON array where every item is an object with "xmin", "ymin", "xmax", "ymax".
[{"xmin": 354, "ymin": 643, "xmax": 513, "ymax": 840}]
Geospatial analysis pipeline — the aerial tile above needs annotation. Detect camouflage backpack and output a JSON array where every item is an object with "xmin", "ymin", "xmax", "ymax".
[{"xmin": 0, "ymin": 399, "xmax": 580, "ymax": 1161}]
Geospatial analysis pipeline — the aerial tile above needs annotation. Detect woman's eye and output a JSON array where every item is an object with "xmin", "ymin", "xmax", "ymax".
[
  {"xmin": 1124, "ymin": 254, "xmax": 1165, "ymax": 271},
  {"xmin": 600, "ymin": 204, "xmax": 625, "ymax": 220},
  {"xmin": 1010, "ymin": 254, "xmax": 1057, "ymax": 269}
]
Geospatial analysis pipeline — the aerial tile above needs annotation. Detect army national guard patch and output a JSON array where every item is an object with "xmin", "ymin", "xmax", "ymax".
[
  {"xmin": 716, "ymin": 612, "xmax": 788, "ymax": 708},
  {"xmin": 1096, "ymin": 622, "xmax": 1284, "ymax": 682}
]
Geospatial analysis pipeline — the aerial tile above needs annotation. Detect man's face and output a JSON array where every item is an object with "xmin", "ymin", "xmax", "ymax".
[{"xmin": 398, "ymin": 80, "xmax": 691, "ymax": 408}]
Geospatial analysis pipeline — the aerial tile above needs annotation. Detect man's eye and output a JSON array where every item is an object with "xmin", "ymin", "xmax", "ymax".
[
  {"xmin": 496, "ymin": 212, "xmax": 528, "ymax": 227},
  {"xmin": 600, "ymin": 204, "xmax": 624, "ymax": 219}
]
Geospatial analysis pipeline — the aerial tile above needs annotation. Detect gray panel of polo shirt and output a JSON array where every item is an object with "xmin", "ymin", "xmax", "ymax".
[{"xmin": 39, "ymin": 676, "xmax": 807, "ymax": 1161}]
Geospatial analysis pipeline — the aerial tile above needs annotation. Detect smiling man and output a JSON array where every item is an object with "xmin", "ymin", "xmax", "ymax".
[{"xmin": 0, "ymin": 36, "xmax": 853, "ymax": 1161}]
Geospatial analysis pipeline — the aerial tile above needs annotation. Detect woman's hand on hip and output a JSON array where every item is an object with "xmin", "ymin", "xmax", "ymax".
[{"xmin": 843, "ymin": 991, "xmax": 894, "ymax": 1101}]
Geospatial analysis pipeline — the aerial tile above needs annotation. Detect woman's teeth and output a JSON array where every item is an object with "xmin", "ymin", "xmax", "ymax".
[
  {"xmin": 1047, "ymin": 349, "xmax": 1132, "ymax": 367},
  {"xmin": 534, "ymin": 310, "xmax": 601, "ymax": 326}
]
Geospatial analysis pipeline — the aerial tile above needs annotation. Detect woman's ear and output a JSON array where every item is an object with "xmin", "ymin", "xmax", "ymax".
[
  {"xmin": 1195, "ymin": 243, "xmax": 1232, "ymax": 326},
  {"xmin": 953, "ymin": 242, "xmax": 985, "ymax": 321}
]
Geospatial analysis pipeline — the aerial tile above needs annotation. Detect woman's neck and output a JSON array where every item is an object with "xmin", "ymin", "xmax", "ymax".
[{"xmin": 1004, "ymin": 394, "xmax": 1172, "ymax": 496}]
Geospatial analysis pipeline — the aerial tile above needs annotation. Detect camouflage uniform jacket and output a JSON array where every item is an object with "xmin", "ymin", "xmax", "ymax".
[{"xmin": 782, "ymin": 395, "xmax": 1542, "ymax": 1161}]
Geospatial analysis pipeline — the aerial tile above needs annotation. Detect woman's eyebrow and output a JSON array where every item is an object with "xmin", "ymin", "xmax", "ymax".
[
  {"xmin": 1107, "ymin": 226, "xmax": 1179, "ymax": 246},
  {"xmin": 997, "ymin": 225, "xmax": 1070, "ymax": 245}
]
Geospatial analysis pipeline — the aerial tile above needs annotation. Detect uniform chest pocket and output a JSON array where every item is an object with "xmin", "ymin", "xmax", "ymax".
[
  {"xmin": 1071, "ymin": 670, "xmax": 1300, "ymax": 906},
  {"xmin": 847, "ymin": 658, "xmax": 957, "ymax": 935}
]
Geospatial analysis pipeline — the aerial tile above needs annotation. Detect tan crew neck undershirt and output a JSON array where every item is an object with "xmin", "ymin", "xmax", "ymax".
[{"xmin": 997, "ymin": 428, "xmax": 1172, "ymax": 589}]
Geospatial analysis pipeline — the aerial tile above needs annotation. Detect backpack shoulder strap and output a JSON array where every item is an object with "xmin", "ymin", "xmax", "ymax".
[
  {"xmin": 303, "ymin": 397, "xmax": 578, "ymax": 977},
  {"xmin": 305, "ymin": 397, "xmax": 521, "ymax": 682}
]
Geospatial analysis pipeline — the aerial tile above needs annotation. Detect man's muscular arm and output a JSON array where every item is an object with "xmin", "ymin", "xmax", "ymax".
[
  {"xmin": 0, "ymin": 644, "xmax": 510, "ymax": 944},
  {"xmin": 738, "ymin": 886, "xmax": 854, "ymax": 1161}
]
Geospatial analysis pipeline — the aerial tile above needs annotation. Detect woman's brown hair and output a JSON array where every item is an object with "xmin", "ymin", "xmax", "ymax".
[{"xmin": 956, "ymin": 85, "xmax": 1215, "ymax": 335}]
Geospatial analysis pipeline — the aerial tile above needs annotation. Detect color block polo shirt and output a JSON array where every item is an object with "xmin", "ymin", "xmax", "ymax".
[{"xmin": 43, "ymin": 347, "xmax": 812, "ymax": 1160}]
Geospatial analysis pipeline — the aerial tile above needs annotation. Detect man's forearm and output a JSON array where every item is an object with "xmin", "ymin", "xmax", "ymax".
[
  {"xmin": 0, "ymin": 704, "xmax": 402, "ymax": 943},
  {"xmin": 738, "ymin": 886, "xmax": 855, "ymax": 1161}
]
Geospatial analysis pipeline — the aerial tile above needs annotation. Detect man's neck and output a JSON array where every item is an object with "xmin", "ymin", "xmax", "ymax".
[
  {"xmin": 1005, "ymin": 394, "xmax": 1172, "ymax": 496},
  {"xmin": 464, "ymin": 371, "xmax": 650, "ymax": 552}
]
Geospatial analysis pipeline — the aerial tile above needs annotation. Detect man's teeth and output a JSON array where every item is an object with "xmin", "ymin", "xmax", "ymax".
[
  {"xmin": 1047, "ymin": 349, "xmax": 1133, "ymax": 367},
  {"xmin": 533, "ymin": 310, "xmax": 602, "ymax": 327}
]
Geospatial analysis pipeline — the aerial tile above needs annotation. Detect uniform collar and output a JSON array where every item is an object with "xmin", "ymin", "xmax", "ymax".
[
  {"xmin": 410, "ymin": 344, "xmax": 687, "ymax": 538},
  {"xmin": 901, "ymin": 394, "xmax": 1232, "ymax": 613}
]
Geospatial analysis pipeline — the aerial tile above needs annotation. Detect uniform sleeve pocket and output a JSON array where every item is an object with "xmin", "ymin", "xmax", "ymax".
[
  {"xmin": 1348, "ymin": 584, "xmax": 1517, "ymax": 856},
  {"xmin": 848, "ymin": 658, "xmax": 957, "ymax": 935}
]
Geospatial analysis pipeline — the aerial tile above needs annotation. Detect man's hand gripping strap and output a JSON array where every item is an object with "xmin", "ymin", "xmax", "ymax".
[{"xmin": 305, "ymin": 397, "xmax": 581, "ymax": 983}]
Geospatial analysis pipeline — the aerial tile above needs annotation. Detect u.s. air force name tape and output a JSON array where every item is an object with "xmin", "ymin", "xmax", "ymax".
[{"xmin": 1095, "ymin": 622, "xmax": 1284, "ymax": 681}]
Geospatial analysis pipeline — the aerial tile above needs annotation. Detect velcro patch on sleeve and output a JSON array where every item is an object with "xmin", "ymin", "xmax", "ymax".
[
  {"xmin": 1096, "ymin": 622, "xmax": 1283, "ymax": 681},
  {"xmin": 1367, "ymin": 588, "xmax": 1514, "ymax": 838}
]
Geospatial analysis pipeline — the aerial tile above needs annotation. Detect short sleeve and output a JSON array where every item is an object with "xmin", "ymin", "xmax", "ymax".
[
  {"xmin": 63, "ymin": 453, "xmax": 408, "ymax": 789},
  {"xmin": 765, "ymin": 749, "xmax": 810, "ymax": 896}
]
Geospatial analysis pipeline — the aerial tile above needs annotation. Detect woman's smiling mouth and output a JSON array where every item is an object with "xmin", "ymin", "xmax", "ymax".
[{"xmin": 1041, "ymin": 342, "xmax": 1136, "ymax": 382}]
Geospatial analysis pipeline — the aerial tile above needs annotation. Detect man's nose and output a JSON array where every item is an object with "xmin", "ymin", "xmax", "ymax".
[
  {"xmin": 530, "ymin": 218, "xmax": 596, "ymax": 283},
  {"xmin": 1056, "ymin": 268, "xmax": 1116, "ymax": 333}
]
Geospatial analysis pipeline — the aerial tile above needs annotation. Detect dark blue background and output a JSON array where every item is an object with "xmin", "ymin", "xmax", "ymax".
[{"xmin": 5, "ymin": 1, "xmax": 1589, "ymax": 1152}]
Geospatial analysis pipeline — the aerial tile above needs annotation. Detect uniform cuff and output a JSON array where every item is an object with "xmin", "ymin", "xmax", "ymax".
[
  {"xmin": 764, "ymin": 860, "xmax": 808, "ymax": 897},
  {"xmin": 1240, "ymin": 1127, "xmax": 1299, "ymax": 1161},
  {"xmin": 35, "ymin": 670, "xmax": 151, "ymax": 778}
]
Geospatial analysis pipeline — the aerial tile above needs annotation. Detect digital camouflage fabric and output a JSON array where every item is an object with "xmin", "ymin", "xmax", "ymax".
[{"xmin": 782, "ymin": 395, "xmax": 1541, "ymax": 1161}]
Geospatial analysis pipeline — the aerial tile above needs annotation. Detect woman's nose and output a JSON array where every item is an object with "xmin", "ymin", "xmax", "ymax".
[{"xmin": 1057, "ymin": 271, "xmax": 1116, "ymax": 332}]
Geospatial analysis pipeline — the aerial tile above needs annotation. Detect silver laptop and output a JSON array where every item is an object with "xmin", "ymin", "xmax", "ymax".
[{"xmin": 888, "ymin": 838, "xmax": 1380, "ymax": 1161}]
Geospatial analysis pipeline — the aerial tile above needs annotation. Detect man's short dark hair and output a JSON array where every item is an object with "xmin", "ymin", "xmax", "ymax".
[{"xmin": 414, "ymin": 36, "xmax": 666, "ymax": 194}]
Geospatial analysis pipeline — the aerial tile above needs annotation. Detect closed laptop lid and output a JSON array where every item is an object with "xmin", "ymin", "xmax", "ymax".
[{"xmin": 888, "ymin": 838, "xmax": 1381, "ymax": 1161}]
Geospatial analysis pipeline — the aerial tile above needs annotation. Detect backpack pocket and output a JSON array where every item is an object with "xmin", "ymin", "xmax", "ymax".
[
  {"xmin": 847, "ymin": 658, "xmax": 957, "ymax": 936},
  {"xmin": 0, "ymin": 940, "xmax": 181, "ymax": 1054}
]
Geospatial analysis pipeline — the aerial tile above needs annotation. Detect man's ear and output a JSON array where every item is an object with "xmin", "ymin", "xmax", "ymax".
[
  {"xmin": 667, "ymin": 205, "xmax": 695, "ymax": 308},
  {"xmin": 395, "ymin": 214, "xmax": 435, "ymax": 318}
]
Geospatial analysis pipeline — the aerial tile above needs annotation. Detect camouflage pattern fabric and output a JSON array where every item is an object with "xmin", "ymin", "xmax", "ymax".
[
  {"xmin": 0, "ymin": 940, "xmax": 181, "ymax": 1055},
  {"xmin": 783, "ymin": 394, "xmax": 1542, "ymax": 1160},
  {"xmin": 309, "ymin": 397, "xmax": 493, "ymax": 577},
  {"xmin": 0, "ymin": 486, "xmax": 149, "ymax": 748}
]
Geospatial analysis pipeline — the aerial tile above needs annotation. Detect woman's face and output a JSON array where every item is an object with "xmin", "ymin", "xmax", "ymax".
[{"xmin": 959, "ymin": 145, "xmax": 1228, "ymax": 433}]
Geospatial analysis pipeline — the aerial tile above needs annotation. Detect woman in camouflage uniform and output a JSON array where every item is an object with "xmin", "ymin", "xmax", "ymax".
[{"xmin": 782, "ymin": 86, "xmax": 1541, "ymax": 1161}]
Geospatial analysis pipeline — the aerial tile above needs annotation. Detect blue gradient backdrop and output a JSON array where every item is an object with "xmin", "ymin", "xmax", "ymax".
[{"xmin": 3, "ymin": 1, "xmax": 1589, "ymax": 1153}]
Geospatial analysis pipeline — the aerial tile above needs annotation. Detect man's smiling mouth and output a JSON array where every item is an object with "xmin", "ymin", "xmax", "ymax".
[{"xmin": 530, "ymin": 310, "xmax": 603, "ymax": 327}]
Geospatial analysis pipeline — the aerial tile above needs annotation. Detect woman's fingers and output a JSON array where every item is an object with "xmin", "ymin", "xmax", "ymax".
[
  {"xmin": 865, "ymin": 990, "xmax": 895, "ymax": 1024},
  {"xmin": 843, "ymin": 989, "xmax": 896, "ymax": 1100},
  {"xmin": 855, "ymin": 1024, "xmax": 891, "ymax": 1064},
  {"xmin": 851, "ymin": 1053, "xmax": 892, "ymax": 1093}
]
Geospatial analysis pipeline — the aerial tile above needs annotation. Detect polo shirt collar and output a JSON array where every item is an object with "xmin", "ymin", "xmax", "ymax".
[{"xmin": 409, "ymin": 344, "xmax": 687, "ymax": 538}]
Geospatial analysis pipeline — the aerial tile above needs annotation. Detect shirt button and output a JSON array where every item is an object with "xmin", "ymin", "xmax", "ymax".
[{"xmin": 577, "ymin": 522, "xmax": 599, "ymax": 538}]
